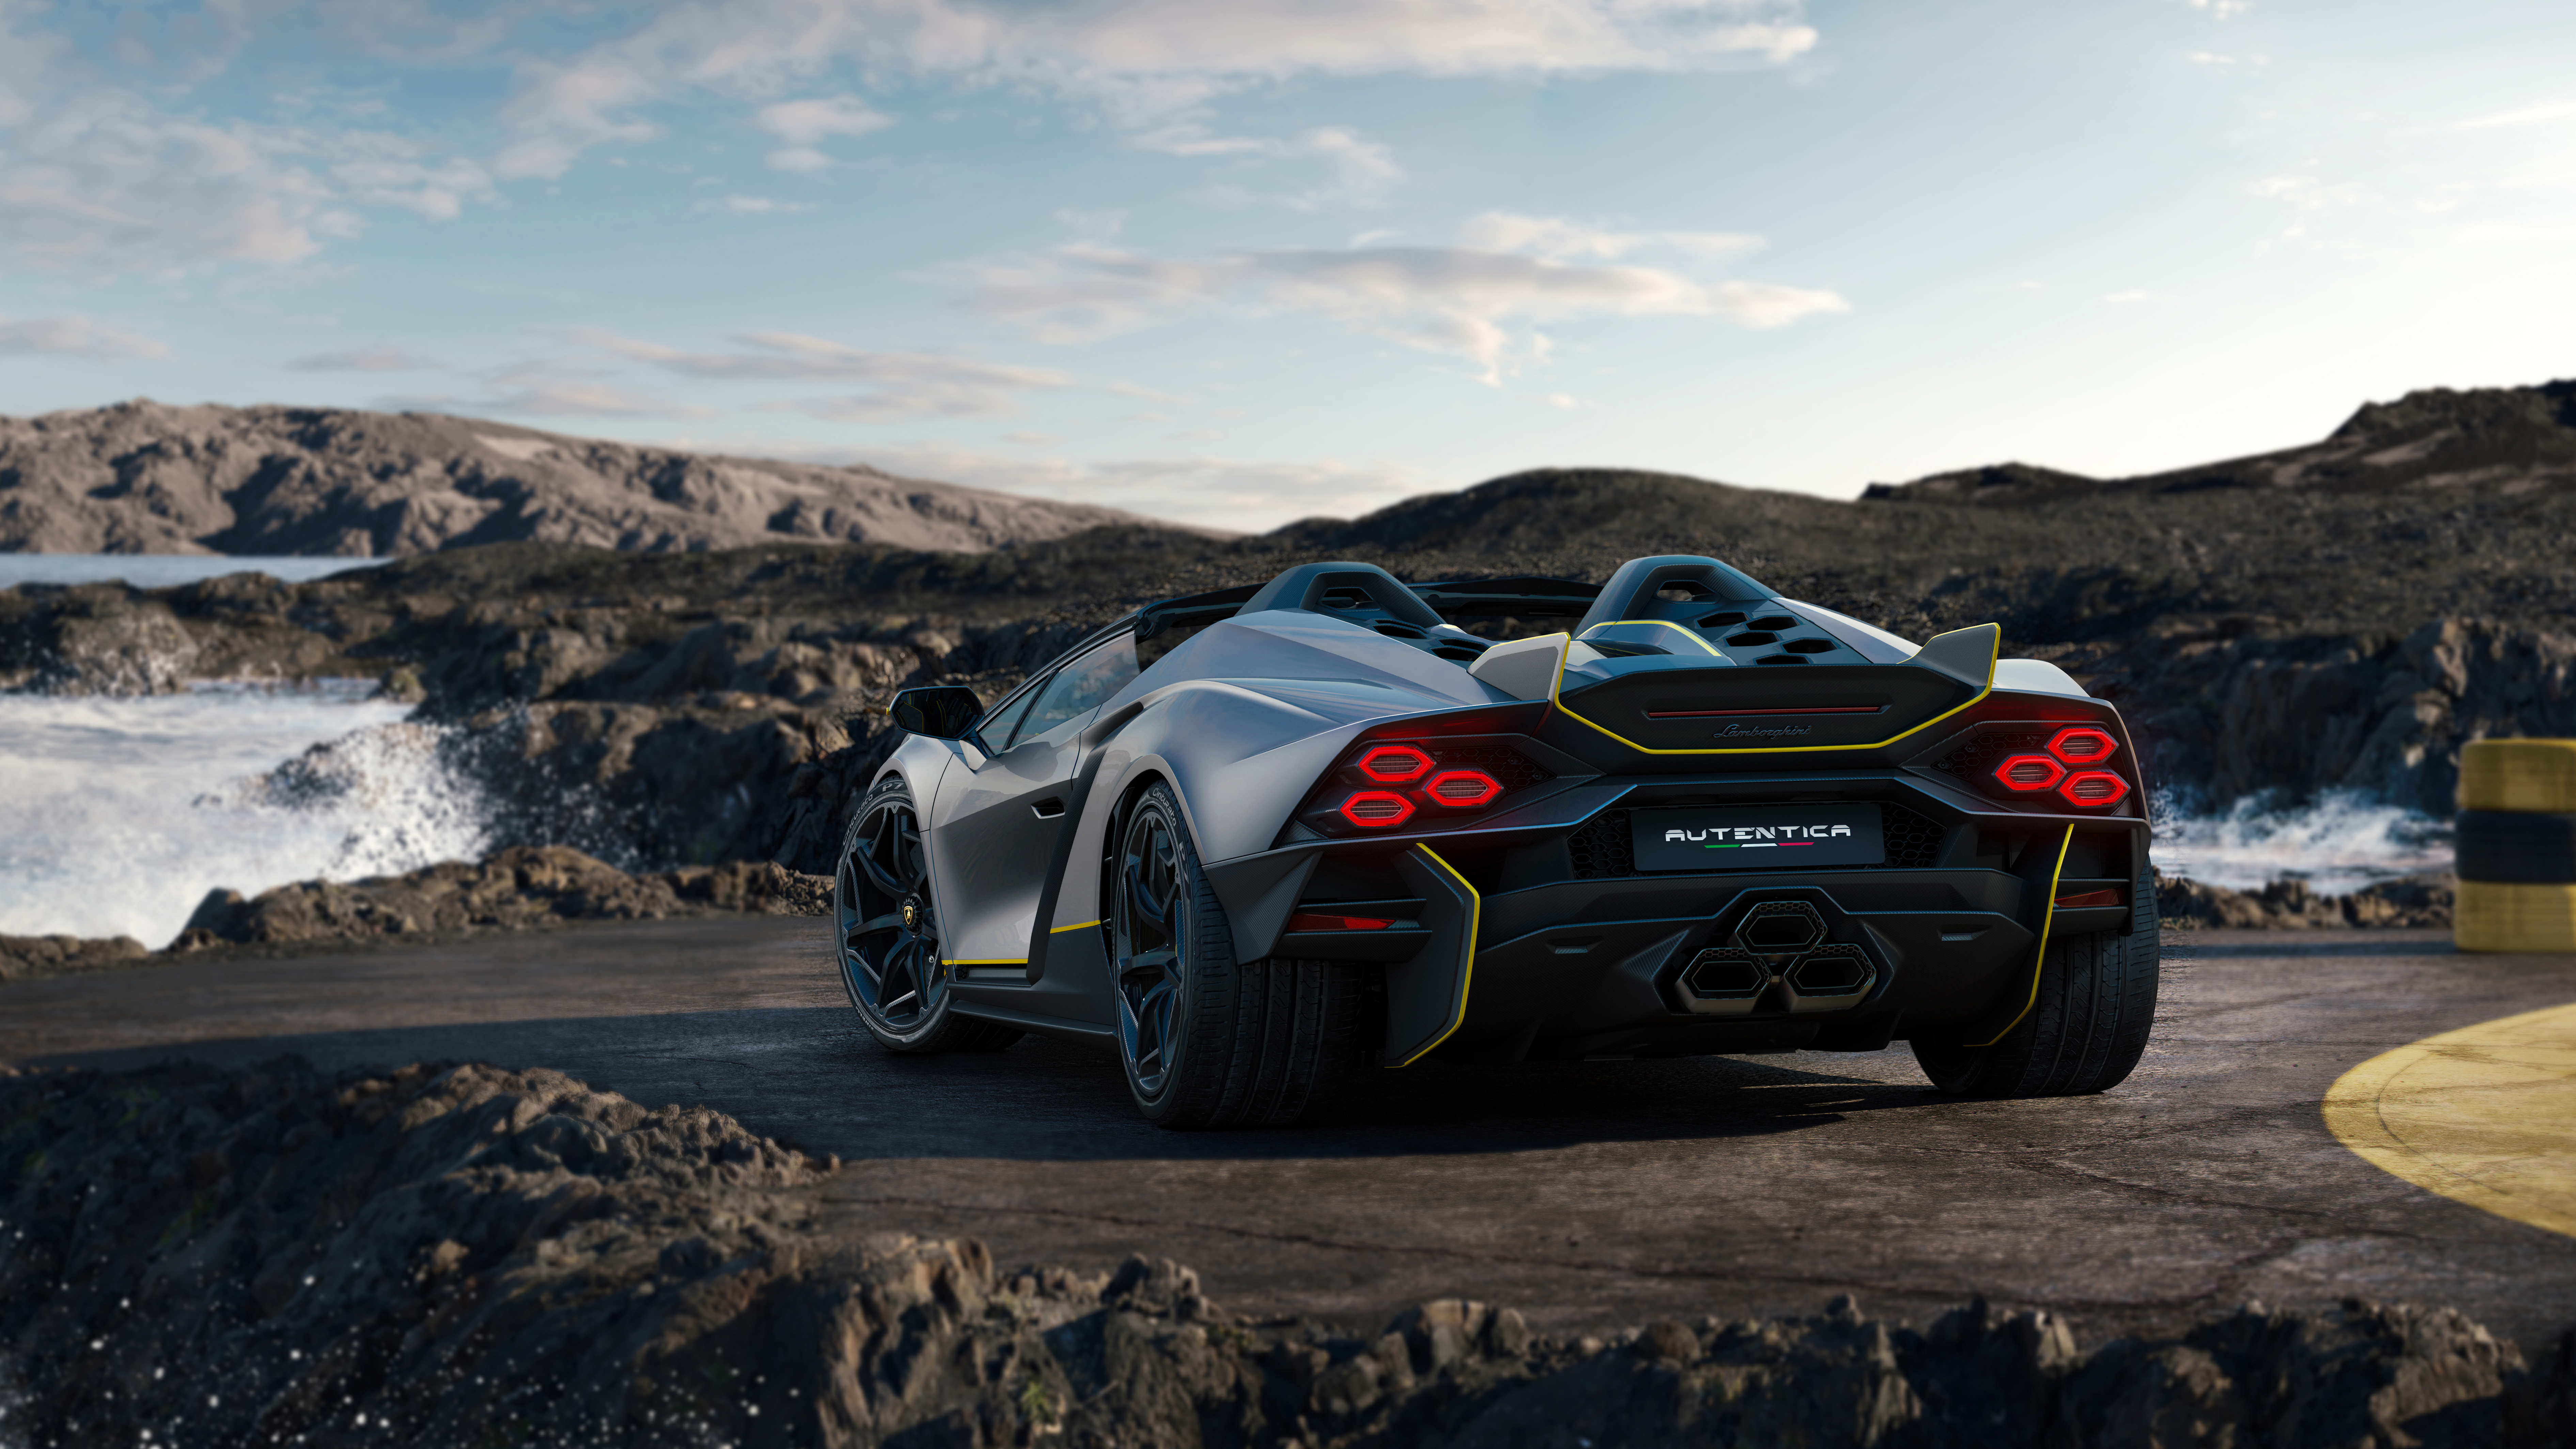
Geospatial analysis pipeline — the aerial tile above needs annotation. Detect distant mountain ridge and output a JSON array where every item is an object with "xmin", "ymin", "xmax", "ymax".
[
  {"xmin": 1864, "ymin": 379, "xmax": 2576, "ymax": 504},
  {"xmin": 0, "ymin": 401, "xmax": 1163, "ymax": 556}
]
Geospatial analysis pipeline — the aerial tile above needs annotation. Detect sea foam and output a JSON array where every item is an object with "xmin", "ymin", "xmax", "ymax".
[{"xmin": 0, "ymin": 684, "xmax": 486, "ymax": 948}]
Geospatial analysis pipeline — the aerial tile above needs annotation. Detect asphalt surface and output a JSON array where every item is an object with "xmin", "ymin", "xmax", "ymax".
[{"xmin": 7, "ymin": 918, "xmax": 2575, "ymax": 1352}]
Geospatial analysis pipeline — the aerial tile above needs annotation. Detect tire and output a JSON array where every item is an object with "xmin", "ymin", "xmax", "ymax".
[
  {"xmin": 1110, "ymin": 781, "xmax": 1364, "ymax": 1129},
  {"xmin": 2456, "ymin": 810, "xmax": 2576, "ymax": 884},
  {"xmin": 1911, "ymin": 925, "xmax": 2158, "ymax": 1097},
  {"xmin": 832, "ymin": 777, "xmax": 1021, "ymax": 1055}
]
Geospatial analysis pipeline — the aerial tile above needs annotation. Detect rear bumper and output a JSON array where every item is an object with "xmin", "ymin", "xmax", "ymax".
[
  {"xmin": 1455, "ymin": 868, "xmax": 2038, "ymax": 1059},
  {"xmin": 1208, "ymin": 762, "xmax": 2153, "ymax": 1064}
]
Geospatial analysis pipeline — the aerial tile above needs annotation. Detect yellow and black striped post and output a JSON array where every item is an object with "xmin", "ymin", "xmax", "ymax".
[{"xmin": 2457, "ymin": 739, "xmax": 2576, "ymax": 952}]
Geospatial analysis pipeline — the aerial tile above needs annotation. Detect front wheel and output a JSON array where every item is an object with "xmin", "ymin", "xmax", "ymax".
[
  {"xmin": 833, "ymin": 777, "xmax": 1020, "ymax": 1055},
  {"xmin": 1911, "ymin": 926, "xmax": 2157, "ymax": 1096},
  {"xmin": 1111, "ymin": 782, "xmax": 1363, "ymax": 1129}
]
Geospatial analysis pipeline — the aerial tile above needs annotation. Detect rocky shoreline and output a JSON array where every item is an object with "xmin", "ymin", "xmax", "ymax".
[
  {"xmin": 0, "ymin": 846, "xmax": 829, "ymax": 983},
  {"xmin": 2, "ymin": 1058, "xmax": 2568, "ymax": 1448},
  {"xmin": 2156, "ymin": 871, "xmax": 2457, "ymax": 930}
]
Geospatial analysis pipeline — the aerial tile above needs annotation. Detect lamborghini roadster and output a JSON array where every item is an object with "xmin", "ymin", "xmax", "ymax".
[{"xmin": 833, "ymin": 554, "xmax": 2157, "ymax": 1128}]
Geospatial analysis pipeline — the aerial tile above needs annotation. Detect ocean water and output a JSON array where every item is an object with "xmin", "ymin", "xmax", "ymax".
[
  {"xmin": 0, "ymin": 684, "xmax": 488, "ymax": 949},
  {"xmin": 0, "ymin": 554, "xmax": 390, "ymax": 590},
  {"xmin": 2151, "ymin": 790, "xmax": 2453, "ymax": 897}
]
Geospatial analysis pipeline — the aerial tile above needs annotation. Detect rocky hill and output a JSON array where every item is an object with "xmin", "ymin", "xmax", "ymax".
[
  {"xmin": 1867, "ymin": 378, "xmax": 2576, "ymax": 504},
  {"xmin": 7, "ymin": 378, "xmax": 2575, "ymax": 876},
  {"xmin": 0, "ymin": 401, "xmax": 1160, "ymax": 556}
]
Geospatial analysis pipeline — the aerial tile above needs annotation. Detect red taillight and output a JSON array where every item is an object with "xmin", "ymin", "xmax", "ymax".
[
  {"xmin": 2060, "ymin": 771, "xmax": 2129, "ymax": 807},
  {"xmin": 1356, "ymin": 745, "xmax": 1433, "ymax": 783},
  {"xmin": 2048, "ymin": 728, "xmax": 2118, "ymax": 764},
  {"xmin": 1287, "ymin": 913, "xmax": 1394, "ymax": 932},
  {"xmin": 1423, "ymin": 769, "xmax": 1502, "ymax": 808},
  {"xmin": 1339, "ymin": 791, "xmax": 1416, "ymax": 828},
  {"xmin": 1994, "ymin": 754, "xmax": 2065, "ymax": 791},
  {"xmin": 2054, "ymin": 888, "xmax": 2123, "ymax": 908}
]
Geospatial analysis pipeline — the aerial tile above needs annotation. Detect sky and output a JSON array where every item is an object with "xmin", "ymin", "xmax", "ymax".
[{"xmin": 1, "ymin": 0, "xmax": 2571, "ymax": 533}]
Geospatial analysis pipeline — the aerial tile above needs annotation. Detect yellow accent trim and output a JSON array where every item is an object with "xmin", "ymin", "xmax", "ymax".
[
  {"xmin": 940, "ymin": 957, "xmax": 1027, "ymax": 966},
  {"xmin": 1965, "ymin": 825, "xmax": 2075, "ymax": 1048},
  {"xmin": 1580, "ymin": 618, "xmax": 1722, "ymax": 656},
  {"xmin": 2323, "ymin": 1001, "xmax": 2576, "ymax": 1240},
  {"xmin": 1392, "ymin": 844, "xmax": 1481, "ymax": 1068},
  {"xmin": 1550, "ymin": 622, "xmax": 2002, "ymax": 756},
  {"xmin": 1048, "ymin": 918, "xmax": 1105, "ymax": 934}
]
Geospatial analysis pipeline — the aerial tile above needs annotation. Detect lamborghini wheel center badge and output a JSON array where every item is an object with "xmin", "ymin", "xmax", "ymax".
[{"xmin": 900, "ymin": 898, "xmax": 922, "ymax": 931}]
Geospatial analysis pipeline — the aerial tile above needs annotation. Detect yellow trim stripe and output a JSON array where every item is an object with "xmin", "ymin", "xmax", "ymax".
[
  {"xmin": 941, "ymin": 957, "xmax": 1027, "ymax": 966},
  {"xmin": 1048, "ymin": 918, "xmax": 1105, "ymax": 934},
  {"xmin": 1580, "ymin": 618, "xmax": 1722, "ymax": 656},
  {"xmin": 1392, "ymin": 844, "xmax": 1481, "ymax": 1068},
  {"xmin": 1965, "ymin": 825, "xmax": 2075, "ymax": 1048},
  {"xmin": 1552, "ymin": 622, "xmax": 2001, "ymax": 757}
]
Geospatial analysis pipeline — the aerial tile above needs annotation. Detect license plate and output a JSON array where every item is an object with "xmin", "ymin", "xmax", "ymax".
[{"xmin": 1630, "ymin": 804, "xmax": 1886, "ymax": 872}]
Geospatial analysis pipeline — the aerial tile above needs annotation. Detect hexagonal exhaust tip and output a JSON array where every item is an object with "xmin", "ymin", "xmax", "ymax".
[
  {"xmin": 1685, "ymin": 947, "xmax": 1768, "ymax": 998},
  {"xmin": 1788, "ymin": 943, "xmax": 1873, "ymax": 996},
  {"xmin": 1735, "ymin": 900, "xmax": 1826, "ymax": 952}
]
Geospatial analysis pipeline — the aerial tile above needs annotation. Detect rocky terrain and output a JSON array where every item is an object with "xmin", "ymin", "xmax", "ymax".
[
  {"xmin": 3, "ymin": 1057, "xmax": 2569, "ymax": 1448},
  {"xmin": 0, "ymin": 401, "xmax": 1162, "ymax": 557},
  {"xmin": 2156, "ymin": 872, "xmax": 2457, "ymax": 930},
  {"xmin": 1867, "ymin": 378, "xmax": 2576, "ymax": 504},
  {"xmin": 0, "ymin": 848, "xmax": 828, "ymax": 983},
  {"xmin": 3, "ymin": 377, "xmax": 2572, "ymax": 884}
]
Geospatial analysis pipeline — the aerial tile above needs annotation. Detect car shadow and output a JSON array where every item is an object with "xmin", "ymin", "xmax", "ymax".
[{"xmin": 20, "ymin": 1005, "xmax": 1961, "ymax": 1164}]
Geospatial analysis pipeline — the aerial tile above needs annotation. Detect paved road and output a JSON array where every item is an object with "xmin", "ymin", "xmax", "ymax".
[{"xmin": 7, "ymin": 919, "xmax": 2575, "ymax": 1352}]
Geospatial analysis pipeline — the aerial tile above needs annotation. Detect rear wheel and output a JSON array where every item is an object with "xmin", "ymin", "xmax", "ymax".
[
  {"xmin": 834, "ymin": 777, "xmax": 1020, "ymax": 1055},
  {"xmin": 1912, "ymin": 926, "xmax": 2157, "ymax": 1096},
  {"xmin": 1112, "ymin": 782, "xmax": 1363, "ymax": 1129}
]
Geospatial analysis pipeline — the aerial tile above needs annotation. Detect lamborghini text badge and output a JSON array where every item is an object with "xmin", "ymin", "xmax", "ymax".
[{"xmin": 1630, "ymin": 803, "xmax": 1887, "ymax": 872}]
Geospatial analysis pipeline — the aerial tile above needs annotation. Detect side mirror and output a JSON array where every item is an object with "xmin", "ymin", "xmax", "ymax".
[{"xmin": 890, "ymin": 685, "xmax": 988, "ymax": 743}]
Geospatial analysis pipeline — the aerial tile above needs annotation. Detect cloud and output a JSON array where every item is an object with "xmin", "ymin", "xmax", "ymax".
[
  {"xmin": 756, "ymin": 95, "xmax": 893, "ymax": 144},
  {"xmin": 0, "ymin": 7, "xmax": 497, "ymax": 274},
  {"xmin": 286, "ymin": 344, "xmax": 441, "ymax": 372},
  {"xmin": 717, "ymin": 194, "xmax": 805, "ymax": 212},
  {"xmin": 0, "ymin": 313, "xmax": 172, "ymax": 362},
  {"xmin": 2180, "ymin": 0, "xmax": 2247, "ymax": 16},
  {"xmin": 1135, "ymin": 124, "xmax": 1404, "ymax": 209},
  {"xmin": 761, "ymin": 439, "xmax": 1438, "ymax": 532},
  {"xmin": 948, "ymin": 216, "xmax": 1845, "ymax": 384},
  {"xmin": 2454, "ymin": 97, "xmax": 2576, "ymax": 132},
  {"xmin": 500, "ymin": 0, "xmax": 1817, "ymax": 172},
  {"xmin": 568, "ymin": 328, "xmax": 1075, "ymax": 418},
  {"xmin": 0, "ymin": 109, "xmax": 344, "ymax": 272},
  {"xmin": 330, "ymin": 155, "xmax": 493, "ymax": 219},
  {"xmin": 2185, "ymin": 50, "xmax": 2264, "ymax": 69},
  {"xmin": 2102, "ymin": 290, "xmax": 2157, "ymax": 304},
  {"xmin": 2455, "ymin": 221, "xmax": 2576, "ymax": 244},
  {"xmin": 766, "ymin": 146, "xmax": 830, "ymax": 170},
  {"xmin": 1453, "ymin": 211, "xmax": 1763, "ymax": 261}
]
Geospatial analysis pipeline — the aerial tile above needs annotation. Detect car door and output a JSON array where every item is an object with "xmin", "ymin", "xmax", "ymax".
[{"xmin": 928, "ymin": 628, "xmax": 1140, "ymax": 970}]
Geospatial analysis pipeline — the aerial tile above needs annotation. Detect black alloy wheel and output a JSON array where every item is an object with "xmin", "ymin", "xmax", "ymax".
[
  {"xmin": 834, "ymin": 778, "xmax": 1018, "ymax": 1054},
  {"xmin": 1110, "ymin": 781, "xmax": 1365, "ymax": 1129},
  {"xmin": 1112, "ymin": 790, "xmax": 1191, "ymax": 1105}
]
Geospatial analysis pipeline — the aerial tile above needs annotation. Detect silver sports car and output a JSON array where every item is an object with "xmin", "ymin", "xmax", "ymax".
[{"xmin": 834, "ymin": 554, "xmax": 2157, "ymax": 1128}]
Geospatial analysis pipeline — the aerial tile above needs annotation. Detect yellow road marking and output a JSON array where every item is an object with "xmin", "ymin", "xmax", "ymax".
[{"xmin": 2322, "ymin": 1000, "xmax": 2576, "ymax": 1240}]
